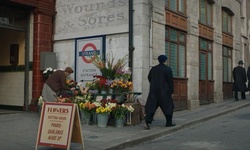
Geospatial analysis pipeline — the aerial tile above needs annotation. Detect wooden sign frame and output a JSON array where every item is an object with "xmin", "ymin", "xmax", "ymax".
[{"xmin": 35, "ymin": 102, "xmax": 84, "ymax": 150}]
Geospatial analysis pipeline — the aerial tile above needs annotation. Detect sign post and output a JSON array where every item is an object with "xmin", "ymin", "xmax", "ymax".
[{"xmin": 35, "ymin": 102, "xmax": 84, "ymax": 150}]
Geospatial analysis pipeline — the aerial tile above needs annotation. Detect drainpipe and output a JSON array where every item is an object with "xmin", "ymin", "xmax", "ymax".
[
  {"xmin": 129, "ymin": 0, "xmax": 134, "ymax": 81},
  {"xmin": 24, "ymin": 12, "xmax": 30, "ymax": 111}
]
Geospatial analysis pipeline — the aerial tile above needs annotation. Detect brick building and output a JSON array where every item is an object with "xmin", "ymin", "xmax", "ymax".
[{"xmin": 0, "ymin": 0, "xmax": 249, "ymax": 111}]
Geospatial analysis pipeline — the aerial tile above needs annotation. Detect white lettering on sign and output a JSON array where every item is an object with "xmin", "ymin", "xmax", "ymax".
[{"xmin": 54, "ymin": 0, "xmax": 128, "ymax": 39}]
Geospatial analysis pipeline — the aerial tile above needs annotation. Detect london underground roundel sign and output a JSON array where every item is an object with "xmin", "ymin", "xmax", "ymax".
[{"xmin": 81, "ymin": 43, "xmax": 98, "ymax": 63}]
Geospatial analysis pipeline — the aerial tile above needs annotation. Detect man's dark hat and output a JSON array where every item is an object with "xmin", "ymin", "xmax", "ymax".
[
  {"xmin": 65, "ymin": 67, "xmax": 74, "ymax": 73},
  {"xmin": 238, "ymin": 60, "xmax": 244, "ymax": 65},
  {"xmin": 158, "ymin": 55, "xmax": 168, "ymax": 63}
]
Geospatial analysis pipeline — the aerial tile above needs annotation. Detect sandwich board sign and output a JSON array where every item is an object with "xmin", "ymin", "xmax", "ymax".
[{"xmin": 35, "ymin": 102, "xmax": 84, "ymax": 150}]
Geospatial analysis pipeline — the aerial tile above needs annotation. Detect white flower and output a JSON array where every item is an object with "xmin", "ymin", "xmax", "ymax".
[
  {"xmin": 93, "ymin": 101, "xmax": 101, "ymax": 107},
  {"xmin": 38, "ymin": 96, "xmax": 44, "ymax": 105},
  {"xmin": 108, "ymin": 102, "xmax": 117, "ymax": 108},
  {"xmin": 43, "ymin": 70, "xmax": 47, "ymax": 74},
  {"xmin": 127, "ymin": 105, "xmax": 134, "ymax": 112}
]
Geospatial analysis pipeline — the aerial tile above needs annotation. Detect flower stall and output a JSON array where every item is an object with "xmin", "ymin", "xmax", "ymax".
[{"xmin": 39, "ymin": 53, "xmax": 142, "ymax": 127}]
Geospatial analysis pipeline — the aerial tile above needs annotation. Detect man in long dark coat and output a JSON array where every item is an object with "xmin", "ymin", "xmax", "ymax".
[
  {"xmin": 232, "ymin": 60, "xmax": 247, "ymax": 101},
  {"xmin": 144, "ymin": 55, "xmax": 175, "ymax": 130}
]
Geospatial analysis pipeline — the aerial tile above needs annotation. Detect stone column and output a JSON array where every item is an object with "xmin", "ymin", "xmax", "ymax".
[
  {"xmin": 186, "ymin": 0, "xmax": 200, "ymax": 109},
  {"xmin": 213, "ymin": 4, "xmax": 223, "ymax": 102}
]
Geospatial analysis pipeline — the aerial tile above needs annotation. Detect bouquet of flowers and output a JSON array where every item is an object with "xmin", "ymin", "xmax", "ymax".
[
  {"xmin": 91, "ymin": 53, "xmax": 128, "ymax": 79},
  {"xmin": 95, "ymin": 99, "xmax": 117, "ymax": 114},
  {"xmin": 73, "ymin": 94, "xmax": 93, "ymax": 104},
  {"xmin": 110, "ymin": 79, "xmax": 133, "ymax": 93},
  {"xmin": 79, "ymin": 101, "xmax": 98, "ymax": 117},
  {"xmin": 85, "ymin": 80, "xmax": 98, "ymax": 89},
  {"xmin": 112, "ymin": 104, "xmax": 134, "ymax": 119},
  {"xmin": 115, "ymin": 67, "xmax": 131, "ymax": 80}
]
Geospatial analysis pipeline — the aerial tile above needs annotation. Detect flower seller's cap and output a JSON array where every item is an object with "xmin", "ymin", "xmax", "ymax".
[
  {"xmin": 65, "ymin": 67, "xmax": 74, "ymax": 73},
  {"xmin": 238, "ymin": 60, "xmax": 244, "ymax": 65},
  {"xmin": 158, "ymin": 55, "xmax": 168, "ymax": 63}
]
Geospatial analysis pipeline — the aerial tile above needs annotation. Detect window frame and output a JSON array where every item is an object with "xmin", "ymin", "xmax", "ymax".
[
  {"xmin": 165, "ymin": 27, "xmax": 186, "ymax": 78},
  {"xmin": 199, "ymin": 38, "xmax": 213, "ymax": 81},
  {"xmin": 222, "ymin": 46, "xmax": 232, "ymax": 82},
  {"xmin": 165, "ymin": 0, "xmax": 186, "ymax": 15},
  {"xmin": 199, "ymin": 0, "xmax": 213, "ymax": 27},
  {"xmin": 222, "ymin": 9, "xmax": 233, "ymax": 34}
]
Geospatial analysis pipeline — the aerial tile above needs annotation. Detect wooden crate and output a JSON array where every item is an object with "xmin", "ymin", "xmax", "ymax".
[{"xmin": 125, "ymin": 102, "xmax": 143, "ymax": 126}]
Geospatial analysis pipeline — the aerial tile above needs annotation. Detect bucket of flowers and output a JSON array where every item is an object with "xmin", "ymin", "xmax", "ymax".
[
  {"xmin": 79, "ymin": 100, "xmax": 98, "ymax": 125},
  {"xmin": 95, "ymin": 99, "xmax": 117, "ymax": 127},
  {"xmin": 112, "ymin": 103, "xmax": 134, "ymax": 127}
]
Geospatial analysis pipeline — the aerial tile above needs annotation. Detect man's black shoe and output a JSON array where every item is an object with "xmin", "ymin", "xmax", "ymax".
[
  {"xmin": 144, "ymin": 122, "xmax": 150, "ymax": 130},
  {"xmin": 166, "ymin": 123, "xmax": 176, "ymax": 127},
  {"xmin": 235, "ymin": 98, "xmax": 239, "ymax": 101}
]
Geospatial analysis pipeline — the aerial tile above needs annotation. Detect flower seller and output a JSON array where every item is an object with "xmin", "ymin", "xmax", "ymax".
[{"xmin": 42, "ymin": 67, "xmax": 75, "ymax": 102}]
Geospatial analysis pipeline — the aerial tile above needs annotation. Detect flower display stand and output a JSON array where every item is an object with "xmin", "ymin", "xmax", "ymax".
[
  {"xmin": 108, "ymin": 88, "xmax": 113, "ymax": 94},
  {"xmin": 97, "ymin": 114, "xmax": 109, "ymax": 127},
  {"xmin": 115, "ymin": 94, "xmax": 125, "ymax": 104},
  {"xmin": 100, "ymin": 90, "xmax": 107, "ymax": 94}
]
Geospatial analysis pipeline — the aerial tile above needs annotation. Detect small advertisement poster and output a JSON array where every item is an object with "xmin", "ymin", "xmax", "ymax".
[
  {"xmin": 75, "ymin": 36, "xmax": 105, "ymax": 86},
  {"xmin": 36, "ymin": 102, "xmax": 77, "ymax": 149}
]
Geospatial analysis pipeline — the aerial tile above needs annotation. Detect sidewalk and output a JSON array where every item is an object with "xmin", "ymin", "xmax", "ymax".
[{"xmin": 0, "ymin": 97, "xmax": 250, "ymax": 150}]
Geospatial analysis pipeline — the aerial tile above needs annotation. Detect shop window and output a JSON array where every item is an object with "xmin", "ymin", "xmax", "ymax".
[{"xmin": 165, "ymin": 27, "xmax": 186, "ymax": 78}]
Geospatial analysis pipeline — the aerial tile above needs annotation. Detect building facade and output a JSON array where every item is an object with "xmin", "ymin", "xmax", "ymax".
[{"xmin": 0, "ymin": 0, "xmax": 249, "ymax": 111}]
